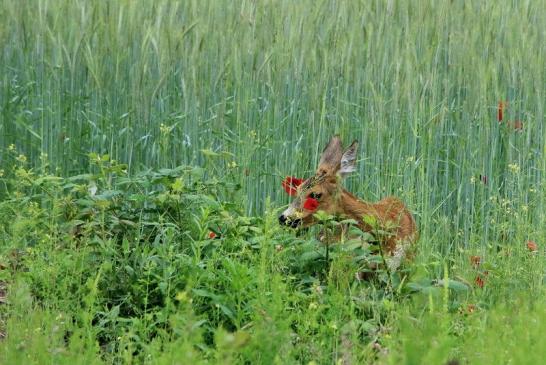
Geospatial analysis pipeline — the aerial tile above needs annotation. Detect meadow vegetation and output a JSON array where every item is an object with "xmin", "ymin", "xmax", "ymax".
[{"xmin": 0, "ymin": 1, "xmax": 545, "ymax": 364}]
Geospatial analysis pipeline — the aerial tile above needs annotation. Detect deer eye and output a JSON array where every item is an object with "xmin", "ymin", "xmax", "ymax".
[{"xmin": 309, "ymin": 192, "xmax": 322, "ymax": 200}]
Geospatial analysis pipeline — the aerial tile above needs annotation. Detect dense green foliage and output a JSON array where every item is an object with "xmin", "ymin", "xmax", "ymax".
[
  {"xmin": 1, "ymin": 154, "xmax": 543, "ymax": 364},
  {"xmin": 1, "ymin": 0, "xmax": 545, "ymax": 364}
]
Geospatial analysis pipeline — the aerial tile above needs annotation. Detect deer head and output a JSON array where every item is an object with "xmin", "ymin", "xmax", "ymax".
[{"xmin": 279, "ymin": 136, "xmax": 359, "ymax": 228}]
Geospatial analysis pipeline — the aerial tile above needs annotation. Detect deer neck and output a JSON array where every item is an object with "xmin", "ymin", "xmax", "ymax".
[{"xmin": 336, "ymin": 189, "xmax": 376, "ymax": 224}]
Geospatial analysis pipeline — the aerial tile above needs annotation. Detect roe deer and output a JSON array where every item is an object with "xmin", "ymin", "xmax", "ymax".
[{"xmin": 278, "ymin": 136, "xmax": 418, "ymax": 270}]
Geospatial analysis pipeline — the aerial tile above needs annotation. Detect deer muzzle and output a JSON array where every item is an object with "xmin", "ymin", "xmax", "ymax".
[{"xmin": 278, "ymin": 211, "xmax": 302, "ymax": 228}]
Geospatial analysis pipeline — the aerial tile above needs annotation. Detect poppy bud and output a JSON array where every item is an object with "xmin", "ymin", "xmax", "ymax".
[
  {"xmin": 527, "ymin": 240, "xmax": 538, "ymax": 252},
  {"xmin": 470, "ymin": 255, "xmax": 481, "ymax": 269},
  {"xmin": 497, "ymin": 101, "xmax": 506, "ymax": 122}
]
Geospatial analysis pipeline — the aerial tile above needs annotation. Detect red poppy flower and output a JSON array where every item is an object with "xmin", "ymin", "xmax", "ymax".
[
  {"xmin": 497, "ymin": 101, "xmax": 506, "ymax": 122},
  {"xmin": 474, "ymin": 271, "xmax": 488, "ymax": 288},
  {"xmin": 527, "ymin": 240, "xmax": 538, "ymax": 252},
  {"xmin": 208, "ymin": 231, "xmax": 217, "ymax": 239},
  {"xmin": 470, "ymin": 255, "xmax": 481, "ymax": 269},
  {"xmin": 282, "ymin": 176, "xmax": 304, "ymax": 196},
  {"xmin": 303, "ymin": 197, "xmax": 319, "ymax": 211}
]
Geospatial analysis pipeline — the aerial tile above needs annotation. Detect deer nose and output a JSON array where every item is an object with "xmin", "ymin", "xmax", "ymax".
[
  {"xmin": 278, "ymin": 215, "xmax": 287, "ymax": 225},
  {"xmin": 290, "ymin": 218, "xmax": 302, "ymax": 228}
]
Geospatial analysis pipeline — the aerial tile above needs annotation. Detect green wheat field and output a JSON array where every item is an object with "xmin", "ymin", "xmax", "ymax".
[{"xmin": 1, "ymin": 1, "xmax": 545, "ymax": 364}]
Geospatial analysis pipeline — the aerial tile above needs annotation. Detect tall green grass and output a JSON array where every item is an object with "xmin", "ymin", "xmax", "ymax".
[{"xmin": 2, "ymin": 0, "xmax": 544, "ymax": 217}]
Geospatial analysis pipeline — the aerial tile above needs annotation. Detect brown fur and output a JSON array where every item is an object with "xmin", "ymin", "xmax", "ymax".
[
  {"xmin": 298, "ymin": 182, "xmax": 417, "ymax": 256},
  {"xmin": 281, "ymin": 136, "xmax": 418, "ymax": 266},
  {"xmin": 337, "ymin": 191, "xmax": 418, "ymax": 255}
]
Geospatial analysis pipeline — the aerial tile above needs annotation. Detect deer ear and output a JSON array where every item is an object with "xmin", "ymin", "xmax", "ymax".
[
  {"xmin": 339, "ymin": 140, "xmax": 358, "ymax": 177},
  {"xmin": 317, "ymin": 136, "xmax": 343, "ymax": 176}
]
